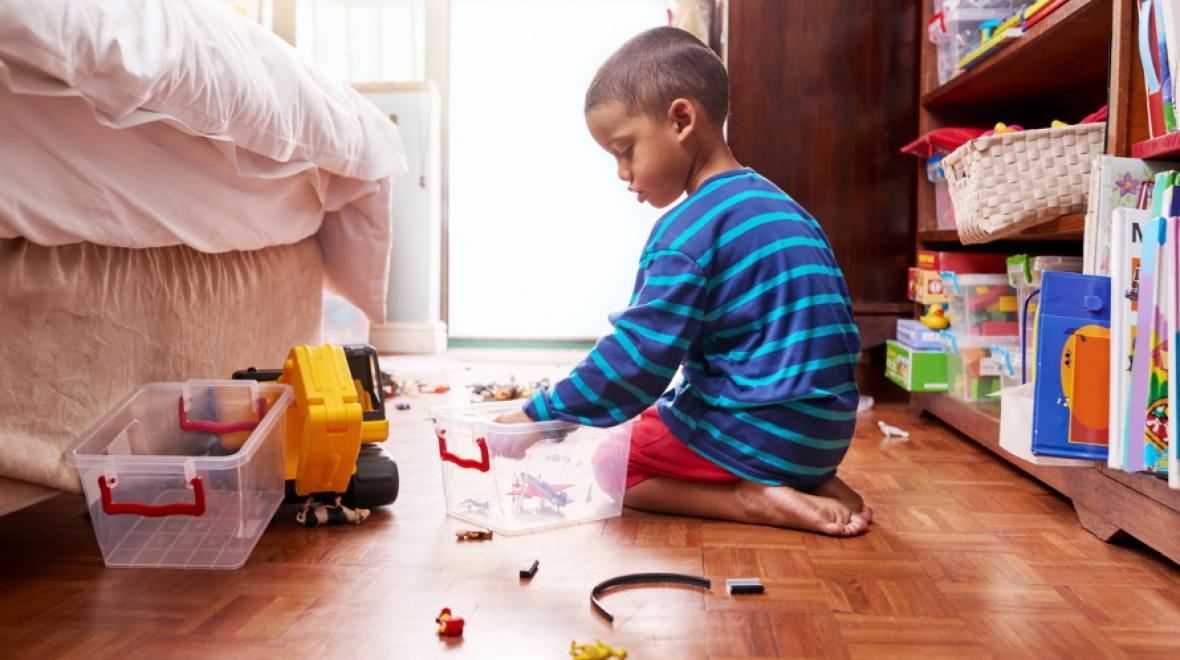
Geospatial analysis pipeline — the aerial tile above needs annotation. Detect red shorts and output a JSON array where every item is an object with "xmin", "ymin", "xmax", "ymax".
[{"xmin": 623, "ymin": 407, "xmax": 740, "ymax": 489}]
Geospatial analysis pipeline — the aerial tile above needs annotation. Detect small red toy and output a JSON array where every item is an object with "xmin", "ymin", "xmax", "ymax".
[{"xmin": 436, "ymin": 607, "xmax": 465, "ymax": 637}]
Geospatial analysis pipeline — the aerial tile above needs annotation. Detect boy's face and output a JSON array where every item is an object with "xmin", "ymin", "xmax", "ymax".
[{"xmin": 586, "ymin": 100, "xmax": 693, "ymax": 209}]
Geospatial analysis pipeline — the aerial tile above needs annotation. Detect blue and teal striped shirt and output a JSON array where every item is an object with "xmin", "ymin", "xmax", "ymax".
[{"xmin": 523, "ymin": 168, "xmax": 861, "ymax": 488}]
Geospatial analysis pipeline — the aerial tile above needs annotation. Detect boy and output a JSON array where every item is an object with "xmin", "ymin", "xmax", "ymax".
[{"xmin": 497, "ymin": 26, "xmax": 870, "ymax": 536}]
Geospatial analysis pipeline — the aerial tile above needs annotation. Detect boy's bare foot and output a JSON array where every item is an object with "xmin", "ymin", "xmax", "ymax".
[
  {"xmin": 734, "ymin": 480, "xmax": 870, "ymax": 536},
  {"xmin": 812, "ymin": 476, "xmax": 867, "ymax": 514}
]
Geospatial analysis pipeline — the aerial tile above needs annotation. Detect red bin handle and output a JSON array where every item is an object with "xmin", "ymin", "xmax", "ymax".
[
  {"xmin": 437, "ymin": 430, "xmax": 490, "ymax": 472},
  {"xmin": 98, "ymin": 475, "xmax": 207, "ymax": 517},
  {"xmin": 178, "ymin": 396, "xmax": 268, "ymax": 434}
]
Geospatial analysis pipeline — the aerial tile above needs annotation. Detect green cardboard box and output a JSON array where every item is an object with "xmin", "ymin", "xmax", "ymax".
[{"xmin": 885, "ymin": 339, "xmax": 948, "ymax": 392}]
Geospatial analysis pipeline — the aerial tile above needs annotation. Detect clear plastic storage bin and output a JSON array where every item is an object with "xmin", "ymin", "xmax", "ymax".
[
  {"xmin": 431, "ymin": 401, "xmax": 633, "ymax": 535},
  {"xmin": 990, "ymin": 342, "xmax": 1022, "ymax": 391},
  {"xmin": 1007, "ymin": 254, "xmax": 1084, "ymax": 380},
  {"xmin": 927, "ymin": 0, "xmax": 1022, "ymax": 84},
  {"xmin": 69, "ymin": 380, "xmax": 291, "ymax": 569},
  {"xmin": 940, "ymin": 332, "xmax": 1020, "ymax": 401},
  {"xmin": 940, "ymin": 272, "xmax": 1018, "ymax": 337},
  {"xmin": 927, "ymin": 154, "xmax": 957, "ymax": 230}
]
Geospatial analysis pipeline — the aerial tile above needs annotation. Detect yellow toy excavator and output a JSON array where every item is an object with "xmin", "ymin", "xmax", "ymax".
[{"xmin": 233, "ymin": 344, "xmax": 399, "ymax": 513}]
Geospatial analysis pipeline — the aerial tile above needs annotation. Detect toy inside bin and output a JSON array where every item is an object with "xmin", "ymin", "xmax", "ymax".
[
  {"xmin": 940, "ymin": 272, "xmax": 1018, "ymax": 336},
  {"xmin": 68, "ymin": 380, "xmax": 291, "ymax": 569},
  {"xmin": 431, "ymin": 401, "xmax": 633, "ymax": 535}
]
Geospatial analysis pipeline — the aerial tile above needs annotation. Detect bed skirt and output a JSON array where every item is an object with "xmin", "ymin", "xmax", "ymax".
[{"xmin": 0, "ymin": 238, "xmax": 324, "ymax": 514}]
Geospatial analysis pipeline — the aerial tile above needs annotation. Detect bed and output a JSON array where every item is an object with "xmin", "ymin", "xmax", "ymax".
[{"xmin": 0, "ymin": 0, "xmax": 407, "ymax": 514}]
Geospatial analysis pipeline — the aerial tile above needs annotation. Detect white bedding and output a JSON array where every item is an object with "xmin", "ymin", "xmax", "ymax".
[{"xmin": 0, "ymin": 0, "xmax": 407, "ymax": 320}]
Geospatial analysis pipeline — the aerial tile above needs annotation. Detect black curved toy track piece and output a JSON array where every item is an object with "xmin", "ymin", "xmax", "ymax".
[{"xmin": 590, "ymin": 572, "xmax": 711, "ymax": 623}]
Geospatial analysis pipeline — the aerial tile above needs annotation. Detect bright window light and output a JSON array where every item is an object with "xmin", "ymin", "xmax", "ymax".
[{"xmin": 449, "ymin": 0, "xmax": 667, "ymax": 339}]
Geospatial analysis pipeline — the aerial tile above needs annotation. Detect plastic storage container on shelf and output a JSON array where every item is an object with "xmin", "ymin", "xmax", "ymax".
[
  {"xmin": 431, "ymin": 401, "xmax": 633, "ymax": 535},
  {"xmin": 989, "ymin": 342, "xmax": 1021, "ymax": 391},
  {"xmin": 940, "ymin": 272, "xmax": 1019, "ymax": 336},
  {"xmin": 927, "ymin": 154, "xmax": 957, "ymax": 230},
  {"xmin": 68, "ymin": 380, "xmax": 292, "ymax": 569},
  {"xmin": 1007, "ymin": 254, "xmax": 1084, "ymax": 380},
  {"xmin": 927, "ymin": 0, "xmax": 1023, "ymax": 84},
  {"xmin": 940, "ymin": 331, "xmax": 1020, "ymax": 401}
]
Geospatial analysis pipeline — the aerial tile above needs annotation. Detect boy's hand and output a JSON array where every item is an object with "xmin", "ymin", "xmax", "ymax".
[
  {"xmin": 494, "ymin": 410, "xmax": 533, "ymax": 424},
  {"xmin": 490, "ymin": 408, "xmax": 543, "ymax": 459}
]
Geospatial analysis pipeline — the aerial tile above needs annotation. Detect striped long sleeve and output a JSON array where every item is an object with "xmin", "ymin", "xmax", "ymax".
[
  {"xmin": 523, "ymin": 168, "xmax": 861, "ymax": 489},
  {"xmin": 523, "ymin": 250, "xmax": 704, "ymax": 425}
]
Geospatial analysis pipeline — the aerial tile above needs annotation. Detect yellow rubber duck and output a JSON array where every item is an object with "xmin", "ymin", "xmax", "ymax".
[{"xmin": 919, "ymin": 305, "xmax": 949, "ymax": 330}]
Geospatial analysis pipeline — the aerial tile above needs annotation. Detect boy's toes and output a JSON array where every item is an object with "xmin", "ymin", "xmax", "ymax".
[{"xmin": 847, "ymin": 508, "xmax": 872, "ymax": 534}]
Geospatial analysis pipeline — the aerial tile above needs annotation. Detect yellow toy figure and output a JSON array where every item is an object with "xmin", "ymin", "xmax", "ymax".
[
  {"xmin": 919, "ymin": 304, "xmax": 949, "ymax": 330},
  {"xmin": 570, "ymin": 639, "xmax": 628, "ymax": 660}
]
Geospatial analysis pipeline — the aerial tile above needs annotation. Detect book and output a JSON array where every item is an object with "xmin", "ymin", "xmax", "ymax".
[
  {"xmin": 1108, "ymin": 208, "xmax": 1152, "ymax": 470},
  {"xmin": 1125, "ymin": 173, "xmax": 1177, "ymax": 473},
  {"xmin": 1142, "ymin": 217, "xmax": 1171, "ymax": 475},
  {"xmin": 1169, "ymin": 216, "xmax": 1180, "ymax": 487},
  {"xmin": 1141, "ymin": 0, "xmax": 1167, "ymax": 137},
  {"xmin": 1157, "ymin": 0, "xmax": 1178, "ymax": 132},
  {"xmin": 1084, "ymin": 156, "xmax": 1171, "ymax": 276},
  {"xmin": 1031, "ymin": 272, "xmax": 1112, "ymax": 461},
  {"xmin": 1123, "ymin": 216, "xmax": 1161, "ymax": 469}
]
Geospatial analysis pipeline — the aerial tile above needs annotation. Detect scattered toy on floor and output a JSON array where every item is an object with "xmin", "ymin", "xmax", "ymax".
[
  {"xmin": 878, "ymin": 420, "xmax": 911, "ymax": 439},
  {"xmin": 380, "ymin": 370, "xmax": 419, "ymax": 398},
  {"xmin": 418, "ymin": 383, "xmax": 450, "ymax": 394},
  {"xmin": 520, "ymin": 559, "xmax": 540, "ymax": 580},
  {"xmin": 455, "ymin": 528, "xmax": 494, "ymax": 541},
  {"xmin": 570, "ymin": 639, "xmax": 627, "ymax": 660},
  {"xmin": 590, "ymin": 572, "xmax": 711, "ymax": 623},
  {"xmin": 725, "ymin": 577, "xmax": 765, "ymax": 595},
  {"xmin": 296, "ymin": 497, "xmax": 370, "ymax": 527},
  {"xmin": 435, "ymin": 608, "xmax": 465, "ymax": 637},
  {"xmin": 469, "ymin": 377, "xmax": 550, "ymax": 402},
  {"xmin": 395, "ymin": 402, "xmax": 411, "ymax": 411}
]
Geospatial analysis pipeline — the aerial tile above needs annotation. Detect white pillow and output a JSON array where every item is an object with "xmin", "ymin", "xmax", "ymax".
[{"xmin": 0, "ymin": 0, "xmax": 406, "ymax": 181}]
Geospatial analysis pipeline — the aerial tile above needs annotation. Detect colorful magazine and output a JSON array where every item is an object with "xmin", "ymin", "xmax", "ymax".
[
  {"xmin": 1127, "ymin": 210, "xmax": 1166, "ymax": 472},
  {"xmin": 1109, "ymin": 208, "xmax": 1152, "ymax": 470}
]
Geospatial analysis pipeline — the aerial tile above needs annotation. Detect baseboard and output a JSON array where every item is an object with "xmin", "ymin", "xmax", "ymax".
[{"xmin": 369, "ymin": 320, "xmax": 448, "ymax": 354}]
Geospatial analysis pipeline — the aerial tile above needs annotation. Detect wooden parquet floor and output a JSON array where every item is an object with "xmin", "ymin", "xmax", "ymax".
[{"xmin": 2, "ymin": 350, "xmax": 1180, "ymax": 659}]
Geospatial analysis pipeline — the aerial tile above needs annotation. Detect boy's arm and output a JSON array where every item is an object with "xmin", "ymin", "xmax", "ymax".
[{"xmin": 520, "ymin": 250, "xmax": 707, "ymax": 426}]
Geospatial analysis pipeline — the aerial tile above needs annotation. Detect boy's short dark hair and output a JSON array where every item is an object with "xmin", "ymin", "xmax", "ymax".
[{"xmin": 585, "ymin": 26, "xmax": 728, "ymax": 126}]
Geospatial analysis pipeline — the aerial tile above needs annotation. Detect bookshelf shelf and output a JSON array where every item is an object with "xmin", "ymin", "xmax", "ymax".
[
  {"xmin": 1132, "ymin": 132, "xmax": 1180, "ymax": 159},
  {"xmin": 909, "ymin": 0, "xmax": 1180, "ymax": 564},
  {"xmin": 918, "ymin": 214, "xmax": 1084, "ymax": 244},
  {"xmin": 922, "ymin": 0, "xmax": 1112, "ymax": 110}
]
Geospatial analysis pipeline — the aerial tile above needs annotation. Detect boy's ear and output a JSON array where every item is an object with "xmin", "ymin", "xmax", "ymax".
[{"xmin": 668, "ymin": 98, "xmax": 697, "ymax": 141}]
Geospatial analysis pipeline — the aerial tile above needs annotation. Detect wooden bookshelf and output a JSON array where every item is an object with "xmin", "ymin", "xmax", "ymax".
[
  {"xmin": 1132, "ymin": 132, "xmax": 1180, "ymax": 159},
  {"xmin": 910, "ymin": 0, "xmax": 1180, "ymax": 563}
]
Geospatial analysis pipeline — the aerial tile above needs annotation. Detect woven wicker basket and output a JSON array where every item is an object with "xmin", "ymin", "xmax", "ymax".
[{"xmin": 941, "ymin": 124, "xmax": 1106, "ymax": 244}]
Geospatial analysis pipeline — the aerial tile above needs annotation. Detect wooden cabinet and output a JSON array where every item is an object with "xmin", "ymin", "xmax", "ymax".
[{"xmin": 725, "ymin": 0, "xmax": 921, "ymax": 352}]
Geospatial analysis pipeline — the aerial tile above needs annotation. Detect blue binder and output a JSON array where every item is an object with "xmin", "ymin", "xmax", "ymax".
[{"xmin": 1030, "ymin": 272, "xmax": 1112, "ymax": 460}]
